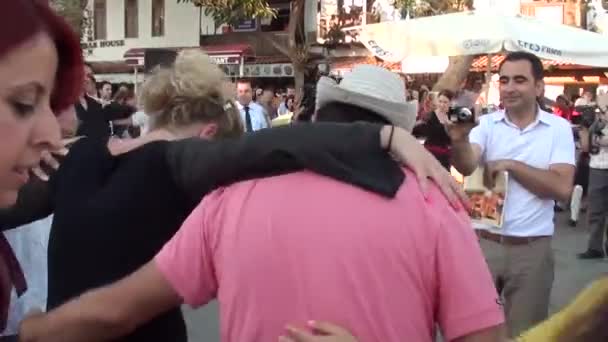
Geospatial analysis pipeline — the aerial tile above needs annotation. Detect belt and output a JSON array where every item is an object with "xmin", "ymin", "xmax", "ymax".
[{"xmin": 477, "ymin": 230, "xmax": 550, "ymax": 245}]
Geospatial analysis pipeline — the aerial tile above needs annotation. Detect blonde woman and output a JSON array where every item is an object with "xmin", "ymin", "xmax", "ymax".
[{"xmin": 5, "ymin": 50, "xmax": 466, "ymax": 342}]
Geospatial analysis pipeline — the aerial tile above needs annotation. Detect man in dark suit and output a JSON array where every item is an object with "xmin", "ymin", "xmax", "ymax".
[
  {"xmin": 74, "ymin": 63, "xmax": 109, "ymax": 139},
  {"xmin": 75, "ymin": 63, "xmax": 134, "ymax": 139}
]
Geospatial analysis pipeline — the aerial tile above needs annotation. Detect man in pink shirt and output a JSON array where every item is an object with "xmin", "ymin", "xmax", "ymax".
[
  {"xmin": 152, "ymin": 166, "xmax": 503, "ymax": 342},
  {"xmin": 19, "ymin": 66, "xmax": 503, "ymax": 342}
]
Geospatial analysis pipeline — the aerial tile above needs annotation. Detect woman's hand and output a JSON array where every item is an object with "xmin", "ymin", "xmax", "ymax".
[
  {"xmin": 381, "ymin": 126, "xmax": 468, "ymax": 210},
  {"xmin": 30, "ymin": 137, "xmax": 81, "ymax": 181},
  {"xmin": 279, "ymin": 321, "xmax": 358, "ymax": 342}
]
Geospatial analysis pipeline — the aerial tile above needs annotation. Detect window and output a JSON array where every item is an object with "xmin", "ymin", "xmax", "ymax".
[
  {"xmin": 152, "ymin": 0, "xmax": 165, "ymax": 37},
  {"xmin": 125, "ymin": 0, "xmax": 138, "ymax": 38},
  {"xmin": 94, "ymin": 0, "xmax": 107, "ymax": 40}
]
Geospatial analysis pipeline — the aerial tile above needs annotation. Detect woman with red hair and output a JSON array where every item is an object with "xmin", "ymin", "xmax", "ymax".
[
  {"xmin": 0, "ymin": 0, "xmax": 83, "ymax": 207},
  {"xmin": 0, "ymin": 0, "xmax": 83, "ymax": 334}
]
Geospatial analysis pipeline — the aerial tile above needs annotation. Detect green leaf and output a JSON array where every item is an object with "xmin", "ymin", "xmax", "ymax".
[{"xmin": 178, "ymin": 0, "xmax": 274, "ymax": 25}]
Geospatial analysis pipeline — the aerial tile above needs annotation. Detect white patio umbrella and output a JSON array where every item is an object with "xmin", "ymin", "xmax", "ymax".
[{"xmin": 354, "ymin": 11, "xmax": 608, "ymax": 67}]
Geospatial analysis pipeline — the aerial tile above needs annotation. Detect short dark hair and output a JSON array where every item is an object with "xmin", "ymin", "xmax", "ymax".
[
  {"xmin": 499, "ymin": 52, "xmax": 544, "ymax": 81},
  {"xmin": 284, "ymin": 95, "xmax": 295, "ymax": 106},
  {"xmin": 100, "ymin": 81, "xmax": 112, "ymax": 89},
  {"xmin": 315, "ymin": 102, "xmax": 390, "ymax": 126},
  {"xmin": 438, "ymin": 89, "xmax": 455, "ymax": 101}
]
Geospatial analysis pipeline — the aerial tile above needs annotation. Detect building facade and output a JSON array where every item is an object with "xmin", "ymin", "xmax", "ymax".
[
  {"xmin": 82, "ymin": 0, "xmax": 215, "ymax": 82},
  {"xmin": 83, "ymin": 0, "xmax": 298, "ymax": 84}
]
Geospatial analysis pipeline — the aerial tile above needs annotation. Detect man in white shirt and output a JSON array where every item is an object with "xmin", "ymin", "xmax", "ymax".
[
  {"xmin": 449, "ymin": 52, "xmax": 575, "ymax": 338},
  {"xmin": 574, "ymin": 91, "xmax": 595, "ymax": 107},
  {"xmin": 236, "ymin": 80, "xmax": 269, "ymax": 132}
]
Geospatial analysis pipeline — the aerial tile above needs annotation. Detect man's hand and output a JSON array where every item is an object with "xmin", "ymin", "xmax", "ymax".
[
  {"xmin": 446, "ymin": 121, "xmax": 477, "ymax": 143},
  {"xmin": 278, "ymin": 321, "xmax": 358, "ymax": 342},
  {"xmin": 483, "ymin": 160, "xmax": 512, "ymax": 190}
]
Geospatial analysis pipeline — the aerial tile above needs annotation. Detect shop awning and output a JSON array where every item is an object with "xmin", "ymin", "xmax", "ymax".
[
  {"xmin": 201, "ymin": 43, "xmax": 253, "ymax": 56},
  {"xmin": 123, "ymin": 44, "xmax": 254, "ymax": 59},
  {"xmin": 89, "ymin": 60, "xmax": 143, "ymax": 74}
]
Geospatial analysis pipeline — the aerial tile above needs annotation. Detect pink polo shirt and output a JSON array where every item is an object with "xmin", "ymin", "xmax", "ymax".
[{"xmin": 155, "ymin": 169, "xmax": 504, "ymax": 342}]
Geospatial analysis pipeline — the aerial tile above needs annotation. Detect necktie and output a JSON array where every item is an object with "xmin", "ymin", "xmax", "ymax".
[{"xmin": 244, "ymin": 106, "xmax": 253, "ymax": 132}]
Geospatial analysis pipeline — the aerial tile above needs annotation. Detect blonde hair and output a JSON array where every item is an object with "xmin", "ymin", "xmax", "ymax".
[{"xmin": 140, "ymin": 49, "xmax": 243, "ymax": 138}]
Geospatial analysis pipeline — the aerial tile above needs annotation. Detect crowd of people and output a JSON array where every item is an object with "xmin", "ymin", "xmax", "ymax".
[{"xmin": 1, "ymin": 1, "xmax": 608, "ymax": 342}]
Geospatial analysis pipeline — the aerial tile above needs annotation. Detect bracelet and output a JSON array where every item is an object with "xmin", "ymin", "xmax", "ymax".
[{"xmin": 387, "ymin": 125, "xmax": 395, "ymax": 152}]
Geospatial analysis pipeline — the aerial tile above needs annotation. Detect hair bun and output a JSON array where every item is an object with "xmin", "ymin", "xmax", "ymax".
[{"xmin": 139, "ymin": 49, "xmax": 242, "ymax": 137}]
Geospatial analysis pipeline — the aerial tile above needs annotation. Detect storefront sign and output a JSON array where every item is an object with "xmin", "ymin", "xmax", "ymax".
[
  {"xmin": 81, "ymin": 39, "xmax": 125, "ymax": 50},
  {"xmin": 232, "ymin": 19, "xmax": 257, "ymax": 32},
  {"xmin": 210, "ymin": 55, "xmax": 241, "ymax": 65}
]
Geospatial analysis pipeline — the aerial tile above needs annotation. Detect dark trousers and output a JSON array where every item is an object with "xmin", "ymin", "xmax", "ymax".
[
  {"xmin": 587, "ymin": 168, "xmax": 608, "ymax": 253},
  {"xmin": 574, "ymin": 152, "xmax": 590, "ymax": 195}
]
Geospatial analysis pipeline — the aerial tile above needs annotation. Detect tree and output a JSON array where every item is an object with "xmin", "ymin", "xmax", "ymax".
[
  {"xmin": 182, "ymin": 0, "xmax": 476, "ymax": 95},
  {"xmin": 179, "ymin": 0, "xmax": 314, "ymax": 103},
  {"xmin": 177, "ymin": 0, "xmax": 275, "ymax": 28},
  {"xmin": 395, "ymin": 0, "xmax": 475, "ymax": 92},
  {"xmin": 49, "ymin": 0, "xmax": 91, "ymax": 41}
]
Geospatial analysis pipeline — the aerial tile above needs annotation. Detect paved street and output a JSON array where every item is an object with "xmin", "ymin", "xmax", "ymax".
[{"xmin": 183, "ymin": 211, "xmax": 607, "ymax": 342}]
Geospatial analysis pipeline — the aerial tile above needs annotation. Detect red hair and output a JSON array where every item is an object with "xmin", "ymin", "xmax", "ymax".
[{"xmin": 0, "ymin": 0, "xmax": 84, "ymax": 113}]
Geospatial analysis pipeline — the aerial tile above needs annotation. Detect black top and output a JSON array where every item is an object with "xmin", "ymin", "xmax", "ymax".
[
  {"xmin": 75, "ymin": 96, "xmax": 134, "ymax": 139},
  {"xmin": 75, "ymin": 96, "xmax": 108, "ymax": 139},
  {"xmin": 412, "ymin": 112, "xmax": 452, "ymax": 169},
  {"xmin": 49, "ymin": 140, "xmax": 190, "ymax": 342},
  {"xmin": 1, "ymin": 123, "xmax": 404, "ymax": 342}
]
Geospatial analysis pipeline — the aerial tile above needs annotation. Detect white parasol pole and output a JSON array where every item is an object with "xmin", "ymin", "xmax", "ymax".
[
  {"xmin": 133, "ymin": 66, "xmax": 138, "ymax": 94},
  {"xmin": 485, "ymin": 53, "xmax": 492, "ymax": 103}
]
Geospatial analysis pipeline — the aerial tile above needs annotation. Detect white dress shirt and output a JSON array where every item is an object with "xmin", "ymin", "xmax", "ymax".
[
  {"xmin": 237, "ymin": 102, "xmax": 268, "ymax": 132},
  {"xmin": 1, "ymin": 216, "xmax": 53, "ymax": 336},
  {"xmin": 469, "ymin": 109, "xmax": 576, "ymax": 237},
  {"xmin": 131, "ymin": 111, "xmax": 150, "ymax": 136}
]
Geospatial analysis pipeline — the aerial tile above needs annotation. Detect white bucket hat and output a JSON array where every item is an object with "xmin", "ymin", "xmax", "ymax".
[{"xmin": 315, "ymin": 65, "xmax": 418, "ymax": 131}]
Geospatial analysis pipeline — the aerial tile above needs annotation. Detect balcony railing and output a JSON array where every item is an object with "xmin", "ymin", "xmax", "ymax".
[{"xmin": 520, "ymin": 1, "xmax": 583, "ymax": 28}]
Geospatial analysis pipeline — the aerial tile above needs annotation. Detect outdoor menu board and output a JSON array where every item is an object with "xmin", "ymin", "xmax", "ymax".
[{"xmin": 463, "ymin": 168, "xmax": 509, "ymax": 229}]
